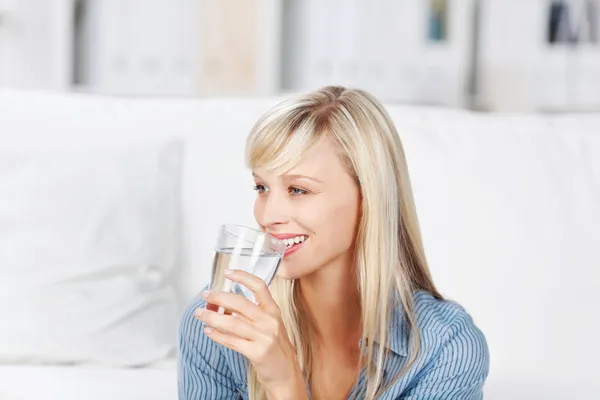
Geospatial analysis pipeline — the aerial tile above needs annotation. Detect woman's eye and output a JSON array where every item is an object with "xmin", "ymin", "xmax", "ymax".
[
  {"xmin": 289, "ymin": 187, "xmax": 308, "ymax": 196},
  {"xmin": 253, "ymin": 184, "xmax": 268, "ymax": 194}
]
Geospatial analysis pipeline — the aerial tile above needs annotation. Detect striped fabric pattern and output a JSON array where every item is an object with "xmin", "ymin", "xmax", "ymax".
[{"xmin": 178, "ymin": 290, "xmax": 489, "ymax": 399}]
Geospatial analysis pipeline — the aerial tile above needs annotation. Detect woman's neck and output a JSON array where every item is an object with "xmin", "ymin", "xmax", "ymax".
[{"xmin": 297, "ymin": 253, "xmax": 362, "ymax": 348}]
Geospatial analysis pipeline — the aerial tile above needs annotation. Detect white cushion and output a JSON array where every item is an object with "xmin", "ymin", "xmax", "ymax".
[
  {"xmin": 389, "ymin": 108, "xmax": 600, "ymax": 384},
  {"xmin": 1, "ymin": 88, "xmax": 600, "ymax": 394},
  {"xmin": 0, "ymin": 88, "xmax": 281, "ymax": 305},
  {"xmin": 0, "ymin": 140, "xmax": 183, "ymax": 366}
]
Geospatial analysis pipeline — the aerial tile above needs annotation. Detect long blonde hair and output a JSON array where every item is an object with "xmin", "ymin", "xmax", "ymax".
[{"xmin": 245, "ymin": 86, "xmax": 442, "ymax": 399}]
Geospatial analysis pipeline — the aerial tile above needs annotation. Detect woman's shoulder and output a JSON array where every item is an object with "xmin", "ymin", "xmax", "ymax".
[
  {"xmin": 179, "ymin": 294, "xmax": 206, "ymax": 336},
  {"xmin": 387, "ymin": 292, "xmax": 489, "ymax": 396},
  {"xmin": 179, "ymin": 293, "xmax": 231, "ymax": 357},
  {"xmin": 411, "ymin": 291, "xmax": 481, "ymax": 335},
  {"xmin": 410, "ymin": 290, "xmax": 489, "ymax": 371},
  {"xmin": 178, "ymin": 294, "xmax": 215, "ymax": 359},
  {"xmin": 178, "ymin": 293, "xmax": 248, "ymax": 388},
  {"xmin": 178, "ymin": 293, "xmax": 243, "ymax": 368}
]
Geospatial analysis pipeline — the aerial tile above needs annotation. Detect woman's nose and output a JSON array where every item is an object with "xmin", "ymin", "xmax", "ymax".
[{"xmin": 257, "ymin": 193, "xmax": 290, "ymax": 229}]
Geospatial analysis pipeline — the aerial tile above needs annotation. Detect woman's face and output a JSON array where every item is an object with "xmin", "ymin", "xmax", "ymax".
[{"xmin": 253, "ymin": 137, "xmax": 361, "ymax": 279}]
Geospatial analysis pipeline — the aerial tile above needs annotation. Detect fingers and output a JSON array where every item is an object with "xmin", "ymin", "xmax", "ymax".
[
  {"xmin": 202, "ymin": 290, "xmax": 264, "ymax": 322},
  {"xmin": 197, "ymin": 270, "xmax": 288, "ymax": 368},
  {"xmin": 205, "ymin": 302, "xmax": 219, "ymax": 313},
  {"xmin": 222, "ymin": 269, "xmax": 280, "ymax": 316},
  {"xmin": 201, "ymin": 325, "xmax": 253, "ymax": 355},
  {"xmin": 196, "ymin": 309, "xmax": 279, "ymax": 366},
  {"xmin": 194, "ymin": 308, "xmax": 265, "ymax": 342}
]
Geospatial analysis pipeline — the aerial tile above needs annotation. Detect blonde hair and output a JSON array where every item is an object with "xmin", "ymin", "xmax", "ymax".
[{"xmin": 245, "ymin": 86, "xmax": 442, "ymax": 399}]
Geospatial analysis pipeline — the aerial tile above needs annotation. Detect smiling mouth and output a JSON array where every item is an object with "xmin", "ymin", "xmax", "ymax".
[{"xmin": 282, "ymin": 235, "xmax": 308, "ymax": 250}]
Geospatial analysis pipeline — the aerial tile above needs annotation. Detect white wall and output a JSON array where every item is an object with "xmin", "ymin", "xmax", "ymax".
[
  {"xmin": 0, "ymin": 0, "xmax": 73, "ymax": 91},
  {"xmin": 1, "ymin": 0, "xmax": 598, "ymax": 111},
  {"xmin": 196, "ymin": 0, "xmax": 281, "ymax": 96},
  {"xmin": 478, "ymin": 0, "xmax": 600, "ymax": 112},
  {"xmin": 79, "ymin": 0, "xmax": 199, "ymax": 96},
  {"xmin": 71, "ymin": 0, "xmax": 281, "ymax": 96},
  {"xmin": 282, "ymin": 0, "xmax": 475, "ymax": 108}
]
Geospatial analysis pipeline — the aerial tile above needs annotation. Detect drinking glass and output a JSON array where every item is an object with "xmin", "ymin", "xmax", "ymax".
[{"xmin": 208, "ymin": 224, "xmax": 286, "ymax": 313}]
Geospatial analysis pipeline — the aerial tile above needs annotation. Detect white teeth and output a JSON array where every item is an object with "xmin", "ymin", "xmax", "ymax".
[{"xmin": 284, "ymin": 235, "xmax": 307, "ymax": 248}]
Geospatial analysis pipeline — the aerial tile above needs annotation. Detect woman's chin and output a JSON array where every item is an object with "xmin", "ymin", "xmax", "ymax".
[
  {"xmin": 275, "ymin": 269, "xmax": 298, "ymax": 280},
  {"xmin": 275, "ymin": 263, "xmax": 304, "ymax": 280}
]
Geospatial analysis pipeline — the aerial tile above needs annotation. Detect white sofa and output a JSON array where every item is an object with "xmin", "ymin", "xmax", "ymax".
[{"xmin": 0, "ymin": 88, "xmax": 598, "ymax": 399}]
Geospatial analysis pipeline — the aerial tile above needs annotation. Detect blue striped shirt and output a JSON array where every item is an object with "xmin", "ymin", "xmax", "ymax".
[{"xmin": 178, "ymin": 291, "xmax": 489, "ymax": 399}]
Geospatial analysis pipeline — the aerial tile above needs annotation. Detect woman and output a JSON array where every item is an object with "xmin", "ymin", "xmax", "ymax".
[{"xmin": 179, "ymin": 86, "xmax": 489, "ymax": 399}]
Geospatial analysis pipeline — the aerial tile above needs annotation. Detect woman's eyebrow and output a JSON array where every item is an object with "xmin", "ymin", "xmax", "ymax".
[
  {"xmin": 252, "ymin": 172, "xmax": 323, "ymax": 184},
  {"xmin": 284, "ymin": 174, "xmax": 323, "ymax": 184}
]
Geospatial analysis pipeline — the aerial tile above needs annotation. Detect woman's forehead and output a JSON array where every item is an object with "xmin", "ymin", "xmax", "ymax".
[{"xmin": 255, "ymin": 139, "xmax": 347, "ymax": 181}]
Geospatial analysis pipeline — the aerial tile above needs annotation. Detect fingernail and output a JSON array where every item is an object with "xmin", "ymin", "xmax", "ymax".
[
  {"xmin": 201, "ymin": 291, "xmax": 209, "ymax": 299},
  {"xmin": 194, "ymin": 308, "xmax": 203, "ymax": 317},
  {"xmin": 204, "ymin": 327, "xmax": 213, "ymax": 334},
  {"xmin": 224, "ymin": 269, "xmax": 234, "ymax": 275}
]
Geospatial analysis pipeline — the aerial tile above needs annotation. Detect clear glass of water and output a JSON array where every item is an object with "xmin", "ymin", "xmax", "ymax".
[{"xmin": 208, "ymin": 224, "xmax": 286, "ymax": 314}]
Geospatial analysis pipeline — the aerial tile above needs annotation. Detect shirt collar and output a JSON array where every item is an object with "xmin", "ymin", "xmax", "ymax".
[
  {"xmin": 360, "ymin": 296, "xmax": 409, "ymax": 357},
  {"xmin": 382, "ymin": 297, "xmax": 409, "ymax": 357}
]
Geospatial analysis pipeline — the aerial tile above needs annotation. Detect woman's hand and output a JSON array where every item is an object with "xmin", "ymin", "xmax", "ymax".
[{"xmin": 194, "ymin": 269, "xmax": 308, "ymax": 400}]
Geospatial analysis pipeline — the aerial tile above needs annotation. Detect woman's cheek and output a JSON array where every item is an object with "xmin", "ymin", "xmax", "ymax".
[
  {"xmin": 298, "ymin": 198, "xmax": 327, "ymax": 227},
  {"xmin": 332, "ymin": 198, "xmax": 361, "ymax": 245}
]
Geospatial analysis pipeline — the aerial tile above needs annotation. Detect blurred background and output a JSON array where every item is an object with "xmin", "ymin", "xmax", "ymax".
[{"xmin": 0, "ymin": 0, "xmax": 599, "ymax": 112}]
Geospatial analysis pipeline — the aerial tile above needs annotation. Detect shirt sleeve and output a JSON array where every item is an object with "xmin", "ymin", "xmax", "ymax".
[
  {"xmin": 178, "ymin": 296, "xmax": 240, "ymax": 400},
  {"xmin": 399, "ymin": 311, "xmax": 490, "ymax": 400}
]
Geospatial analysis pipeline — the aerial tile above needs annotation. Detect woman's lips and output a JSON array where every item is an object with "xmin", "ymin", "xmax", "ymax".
[
  {"xmin": 283, "ymin": 238, "xmax": 306, "ymax": 257},
  {"xmin": 269, "ymin": 233, "xmax": 309, "ymax": 257}
]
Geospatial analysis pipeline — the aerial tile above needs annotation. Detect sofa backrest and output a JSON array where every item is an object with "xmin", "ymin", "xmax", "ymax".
[{"xmin": 1, "ymin": 88, "xmax": 599, "ymax": 390}]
